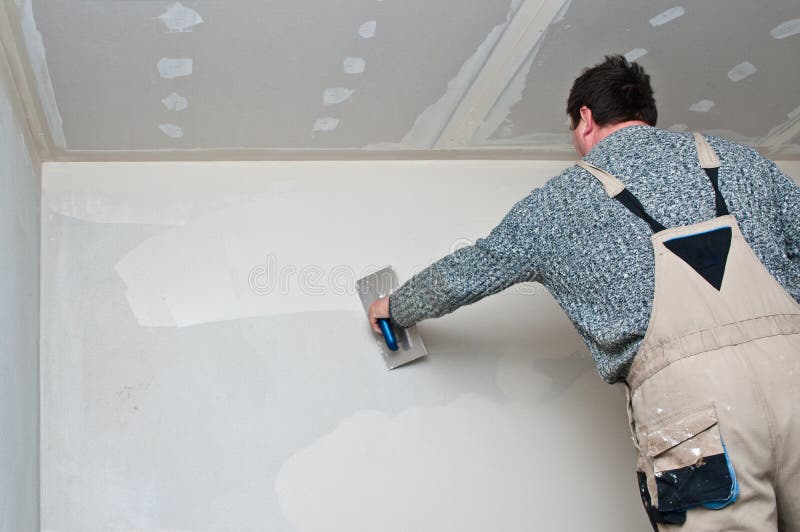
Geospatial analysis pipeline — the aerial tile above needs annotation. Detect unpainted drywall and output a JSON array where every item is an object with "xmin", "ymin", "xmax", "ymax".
[
  {"xmin": 42, "ymin": 160, "xmax": 651, "ymax": 531},
  {"xmin": 0, "ymin": 35, "xmax": 41, "ymax": 532}
]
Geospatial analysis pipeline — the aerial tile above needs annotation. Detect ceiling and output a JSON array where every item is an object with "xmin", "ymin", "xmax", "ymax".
[{"xmin": 2, "ymin": 0, "xmax": 799, "ymax": 160}]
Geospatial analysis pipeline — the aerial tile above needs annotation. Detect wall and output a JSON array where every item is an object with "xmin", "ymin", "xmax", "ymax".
[
  {"xmin": 40, "ymin": 159, "xmax": 799, "ymax": 532},
  {"xmin": 0, "ymin": 39, "xmax": 41, "ymax": 532},
  {"xmin": 41, "ymin": 160, "xmax": 652, "ymax": 532}
]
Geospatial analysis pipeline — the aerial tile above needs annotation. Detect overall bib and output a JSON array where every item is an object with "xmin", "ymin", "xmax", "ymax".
[{"xmin": 577, "ymin": 133, "xmax": 800, "ymax": 531}]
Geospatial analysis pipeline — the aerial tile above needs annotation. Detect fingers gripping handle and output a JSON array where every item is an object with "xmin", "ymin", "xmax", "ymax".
[{"xmin": 377, "ymin": 318, "xmax": 399, "ymax": 351}]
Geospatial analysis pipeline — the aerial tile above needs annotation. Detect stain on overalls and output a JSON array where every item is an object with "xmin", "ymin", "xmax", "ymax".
[{"xmin": 577, "ymin": 133, "xmax": 800, "ymax": 531}]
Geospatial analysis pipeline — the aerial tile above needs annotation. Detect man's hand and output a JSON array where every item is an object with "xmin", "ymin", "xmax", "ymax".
[{"xmin": 368, "ymin": 297, "xmax": 391, "ymax": 334}]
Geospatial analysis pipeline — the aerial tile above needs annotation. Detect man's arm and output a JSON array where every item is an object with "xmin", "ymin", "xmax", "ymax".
[
  {"xmin": 386, "ymin": 190, "xmax": 546, "ymax": 328},
  {"xmin": 771, "ymin": 161, "xmax": 800, "ymax": 265}
]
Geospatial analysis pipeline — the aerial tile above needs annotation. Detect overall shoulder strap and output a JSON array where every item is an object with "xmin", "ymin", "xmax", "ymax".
[
  {"xmin": 576, "ymin": 161, "xmax": 625, "ymax": 197},
  {"xmin": 692, "ymin": 132, "xmax": 729, "ymax": 216},
  {"xmin": 576, "ymin": 161, "xmax": 666, "ymax": 233}
]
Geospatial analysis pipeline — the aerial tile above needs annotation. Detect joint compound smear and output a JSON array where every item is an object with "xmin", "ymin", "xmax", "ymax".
[
  {"xmin": 157, "ymin": 58, "xmax": 193, "ymax": 79},
  {"xmin": 624, "ymin": 48, "xmax": 648, "ymax": 62},
  {"xmin": 689, "ymin": 99, "xmax": 715, "ymax": 113},
  {"xmin": 156, "ymin": 2, "xmax": 203, "ymax": 32},
  {"xmin": 158, "ymin": 123, "xmax": 184, "ymax": 138},
  {"xmin": 275, "ymin": 390, "xmax": 635, "ymax": 532},
  {"xmin": 770, "ymin": 19, "xmax": 800, "ymax": 40},
  {"xmin": 649, "ymin": 6, "xmax": 685, "ymax": 27},
  {"xmin": 728, "ymin": 61, "xmax": 756, "ymax": 82},
  {"xmin": 162, "ymin": 92, "xmax": 189, "ymax": 111},
  {"xmin": 312, "ymin": 117, "xmax": 339, "ymax": 132},
  {"xmin": 343, "ymin": 57, "xmax": 366, "ymax": 75},
  {"xmin": 358, "ymin": 21, "xmax": 377, "ymax": 38},
  {"xmin": 323, "ymin": 88, "xmax": 354, "ymax": 106}
]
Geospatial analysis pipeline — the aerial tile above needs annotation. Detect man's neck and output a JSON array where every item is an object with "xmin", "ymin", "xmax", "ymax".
[{"xmin": 594, "ymin": 120, "xmax": 651, "ymax": 146}]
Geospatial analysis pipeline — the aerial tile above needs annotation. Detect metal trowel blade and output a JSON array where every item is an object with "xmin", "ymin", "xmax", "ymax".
[{"xmin": 357, "ymin": 266, "xmax": 428, "ymax": 369}]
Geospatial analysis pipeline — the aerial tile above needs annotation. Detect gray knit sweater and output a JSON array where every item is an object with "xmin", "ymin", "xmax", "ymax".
[{"xmin": 389, "ymin": 126, "xmax": 800, "ymax": 383}]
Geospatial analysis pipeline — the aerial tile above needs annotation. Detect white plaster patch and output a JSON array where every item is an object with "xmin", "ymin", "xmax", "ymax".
[
  {"xmin": 649, "ymin": 6, "xmax": 685, "ymax": 27},
  {"xmin": 358, "ymin": 20, "xmax": 377, "ymax": 38},
  {"xmin": 157, "ymin": 58, "xmax": 193, "ymax": 79},
  {"xmin": 689, "ymin": 99, "xmax": 715, "ymax": 113},
  {"xmin": 788, "ymin": 104, "xmax": 800, "ymax": 121},
  {"xmin": 156, "ymin": 2, "xmax": 204, "ymax": 32},
  {"xmin": 161, "ymin": 92, "xmax": 189, "ymax": 111},
  {"xmin": 728, "ymin": 61, "xmax": 756, "ymax": 82},
  {"xmin": 771, "ymin": 19, "xmax": 800, "ymax": 39},
  {"xmin": 323, "ymin": 87, "xmax": 354, "ymax": 106},
  {"xmin": 158, "ymin": 123, "xmax": 184, "ymax": 139},
  {"xmin": 276, "ymin": 391, "xmax": 625, "ymax": 532},
  {"xmin": 343, "ymin": 57, "xmax": 366, "ymax": 75},
  {"xmin": 312, "ymin": 117, "xmax": 339, "ymax": 132},
  {"xmin": 624, "ymin": 48, "xmax": 648, "ymax": 62}
]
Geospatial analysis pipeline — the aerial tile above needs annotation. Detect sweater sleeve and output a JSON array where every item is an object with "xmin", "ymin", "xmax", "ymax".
[
  {"xmin": 388, "ymin": 190, "xmax": 546, "ymax": 328},
  {"xmin": 771, "ymin": 161, "xmax": 800, "ymax": 265}
]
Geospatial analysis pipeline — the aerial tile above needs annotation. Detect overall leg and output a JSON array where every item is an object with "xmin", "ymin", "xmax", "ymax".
[
  {"xmin": 748, "ymin": 334, "xmax": 800, "ymax": 532},
  {"xmin": 631, "ymin": 344, "xmax": 780, "ymax": 531}
]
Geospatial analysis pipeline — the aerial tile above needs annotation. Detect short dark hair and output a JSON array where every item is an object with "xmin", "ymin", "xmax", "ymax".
[{"xmin": 566, "ymin": 54, "xmax": 657, "ymax": 128}]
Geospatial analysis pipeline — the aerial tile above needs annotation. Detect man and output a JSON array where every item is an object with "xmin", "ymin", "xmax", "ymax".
[{"xmin": 369, "ymin": 55, "xmax": 800, "ymax": 530}]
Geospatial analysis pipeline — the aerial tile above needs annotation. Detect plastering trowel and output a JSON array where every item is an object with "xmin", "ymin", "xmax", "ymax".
[{"xmin": 357, "ymin": 266, "xmax": 428, "ymax": 369}]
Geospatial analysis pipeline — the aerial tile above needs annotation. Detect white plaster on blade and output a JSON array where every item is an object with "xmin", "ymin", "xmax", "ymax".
[
  {"xmin": 343, "ymin": 57, "xmax": 366, "ymax": 75},
  {"xmin": 727, "ymin": 61, "xmax": 756, "ymax": 82},
  {"xmin": 157, "ymin": 58, "xmax": 193, "ymax": 79},
  {"xmin": 771, "ymin": 19, "xmax": 800, "ymax": 40},
  {"xmin": 788, "ymin": 104, "xmax": 800, "ymax": 122},
  {"xmin": 312, "ymin": 117, "xmax": 339, "ymax": 132},
  {"xmin": 156, "ymin": 2, "xmax": 203, "ymax": 32},
  {"xmin": 19, "ymin": 0, "xmax": 66, "ymax": 149},
  {"xmin": 624, "ymin": 48, "xmax": 648, "ymax": 62},
  {"xmin": 649, "ymin": 6, "xmax": 685, "ymax": 27},
  {"xmin": 323, "ymin": 87, "xmax": 354, "ymax": 106},
  {"xmin": 689, "ymin": 99, "xmax": 715, "ymax": 113},
  {"xmin": 161, "ymin": 92, "xmax": 188, "ymax": 111},
  {"xmin": 358, "ymin": 21, "xmax": 377, "ymax": 39},
  {"xmin": 158, "ymin": 123, "xmax": 184, "ymax": 139}
]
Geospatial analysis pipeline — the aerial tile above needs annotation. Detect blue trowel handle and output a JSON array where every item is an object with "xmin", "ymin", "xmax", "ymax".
[{"xmin": 378, "ymin": 318, "xmax": 399, "ymax": 351}]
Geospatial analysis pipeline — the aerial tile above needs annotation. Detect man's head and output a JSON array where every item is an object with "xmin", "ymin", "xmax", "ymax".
[{"xmin": 566, "ymin": 55, "xmax": 657, "ymax": 156}]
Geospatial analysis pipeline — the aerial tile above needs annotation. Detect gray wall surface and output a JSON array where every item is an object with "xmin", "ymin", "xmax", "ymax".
[
  {"xmin": 0, "ymin": 42, "xmax": 41, "ymax": 532},
  {"xmin": 41, "ymin": 160, "xmax": 650, "ymax": 531}
]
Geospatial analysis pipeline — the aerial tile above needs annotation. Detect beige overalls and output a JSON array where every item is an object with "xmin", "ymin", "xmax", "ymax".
[{"xmin": 577, "ymin": 133, "xmax": 800, "ymax": 531}]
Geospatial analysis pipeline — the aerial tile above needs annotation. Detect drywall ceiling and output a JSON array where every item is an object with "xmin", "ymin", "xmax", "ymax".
[{"xmin": 4, "ymin": 0, "xmax": 800, "ymax": 160}]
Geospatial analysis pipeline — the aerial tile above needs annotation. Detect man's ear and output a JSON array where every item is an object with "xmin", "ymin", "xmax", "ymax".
[{"xmin": 579, "ymin": 106, "xmax": 594, "ymax": 136}]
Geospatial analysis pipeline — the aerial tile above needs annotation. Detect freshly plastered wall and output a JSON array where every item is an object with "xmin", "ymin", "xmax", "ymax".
[
  {"xmin": 42, "ymin": 160, "xmax": 653, "ymax": 532},
  {"xmin": 0, "ymin": 40, "xmax": 40, "ymax": 532}
]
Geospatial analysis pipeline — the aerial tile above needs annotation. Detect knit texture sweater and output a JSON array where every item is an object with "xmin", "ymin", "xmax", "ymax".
[{"xmin": 388, "ymin": 126, "xmax": 800, "ymax": 383}]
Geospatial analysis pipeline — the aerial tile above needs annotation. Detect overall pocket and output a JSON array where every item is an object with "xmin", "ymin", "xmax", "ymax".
[{"xmin": 644, "ymin": 404, "xmax": 738, "ymax": 514}]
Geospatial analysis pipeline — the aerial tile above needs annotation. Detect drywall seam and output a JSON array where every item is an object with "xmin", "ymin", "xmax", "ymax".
[
  {"xmin": 435, "ymin": 0, "xmax": 572, "ymax": 148},
  {"xmin": 470, "ymin": 0, "xmax": 570, "ymax": 148},
  {"xmin": 361, "ymin": 0, "xmax": 525, "ymax": 150},
  {"xmin": 0, "ymin": 1, "xmax": 46, "ymax": 166},
  {"xmin": 17, "ymin": 0, "xmax": 66, "ymax": 150},
  {"xmin": 758, "ymin": 104, "xmax": 800, "ymax": 155}
]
